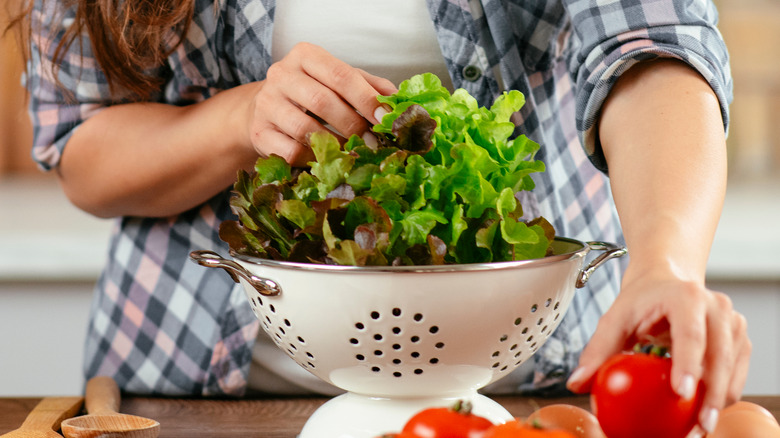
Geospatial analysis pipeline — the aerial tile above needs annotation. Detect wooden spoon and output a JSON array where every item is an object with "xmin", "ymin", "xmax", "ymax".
[
  {"xmin": 60, "ymin": 377, "xmax": 159, "ymax": 438},
  {"xmin": 0, "ymin": 397, "xmax": 83, "ymax": 438}
]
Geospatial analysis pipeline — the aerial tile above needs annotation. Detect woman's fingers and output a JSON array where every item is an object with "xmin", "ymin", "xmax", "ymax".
[
  {"xmin": 728, "ymin": 313, "xmax": 752, "ymax": 403},
  {"xmin": 566, "ymin": 306, "xmax": 634, "ymax": 393},
  {"xmin": 271, "ymin": 63, "xmax": 371, "ymax": 137},
  {"xmin": 666, "ymin": 284, "xmax": 707, "ymax": 400},
  {"xmin": 695, "ymin": 292, "xmax": 737, "ymax": 432},
  {"xmin": 359, "ymin": 68, "xmax": 399, "ymax": 101},
  {"xmin": 295, "ymin": 43, "xmax": 392, "ymax": 125},
  {"xmin": 248, "ymin": 43, "xmax": 393, "ymax": 164},
  {"xmin": 250, "ymin": 126, "xmax": 316, "ymax": 167}
]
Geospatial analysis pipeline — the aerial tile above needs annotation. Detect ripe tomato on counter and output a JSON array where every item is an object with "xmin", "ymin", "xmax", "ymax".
[
  {"xmin": 590, "ymin": 345, "xmax": 703, "ymax": 438},
  {"xmin": 400, "ymin": 400, "xmax": 494, "ymax": 438},
  {"xmin": 483, "ymin": 418, "xmax": 576, "ymax": 438}
]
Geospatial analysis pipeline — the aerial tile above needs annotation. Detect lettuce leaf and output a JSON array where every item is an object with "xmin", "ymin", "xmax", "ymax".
[{"xmin": 221, "ymin": 73, "xmax": 554, "ymax": 265}]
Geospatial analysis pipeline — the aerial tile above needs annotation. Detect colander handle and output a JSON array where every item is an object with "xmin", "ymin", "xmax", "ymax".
[
  {"xmin": 576, "ymin": 241, "xmax": 628, "ymax": 288},
  {"xmin": 189, "ymin": 250, "xmax": 282, "ymax": 296}
]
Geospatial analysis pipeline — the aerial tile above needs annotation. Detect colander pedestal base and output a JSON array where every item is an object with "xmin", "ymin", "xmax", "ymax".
[{"xmin": 299, "ymin": 391, "xmax": 513, "ymax": 438}]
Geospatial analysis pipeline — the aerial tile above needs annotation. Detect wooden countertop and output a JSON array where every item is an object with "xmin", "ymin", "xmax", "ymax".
[{"xmin": 1, "ymin": 395, "xmax": 778, "ymax": 438}]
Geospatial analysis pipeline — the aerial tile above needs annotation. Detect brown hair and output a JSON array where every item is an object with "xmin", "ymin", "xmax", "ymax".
[{"xmin": 6, "ymin": 0, "xmax": 195, "ymax": 100}]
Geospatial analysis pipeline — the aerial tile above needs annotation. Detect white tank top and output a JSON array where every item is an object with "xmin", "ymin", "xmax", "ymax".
[{"xmin": 270, "ymin": 0, "xmax": 454, "ymax": 89}]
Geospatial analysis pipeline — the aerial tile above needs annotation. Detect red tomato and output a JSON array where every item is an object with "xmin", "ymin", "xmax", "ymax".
[
  {"xmin": 401, "ymin": 400, "xmax": 494, "ymax": 438},
  {"xmin": 483, "ymin": 419, "xmax": 576, "ymax": 438},
  {"xmin": 590, "ymin": 350, "xmax": 703, "ymax": 438}
]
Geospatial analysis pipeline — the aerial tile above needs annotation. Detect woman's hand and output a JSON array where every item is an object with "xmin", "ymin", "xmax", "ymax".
[
  {"xmin": 245, "ymin": 42, "xmax": 398, "ymax": 166},
  {"xmin": 567, "ymin": 264, "xmax": 751, "ymax": 435},
  {"xmin": 59, "ymin": 43, "xmax": 397, "ymax": 218},
  {"xmin": 565, "ymin": 59, "xmax": 751, "ymax": 436}
]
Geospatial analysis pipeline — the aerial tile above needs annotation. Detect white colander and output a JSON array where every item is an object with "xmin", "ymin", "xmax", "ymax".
[{"xmin": 190, "ymin": 237, "xmax": 625, "ymax": 437}]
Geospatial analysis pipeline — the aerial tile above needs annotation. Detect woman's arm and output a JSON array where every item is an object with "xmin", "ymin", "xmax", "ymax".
[
  {"xmin": 57, "ymin": 43, "xmax": 396, "ymax": 218},
  {"xmin": 57, "ymin": 83, "xmax": 259, "ymax": 218},
  {"xmin": 566, "ymin": 59, "xmax": 750, "ymax": 434}
]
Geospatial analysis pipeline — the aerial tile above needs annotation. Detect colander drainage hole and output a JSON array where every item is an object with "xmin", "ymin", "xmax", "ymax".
[
  {"xmin": 371, "ymin": 311, "xmax": 380, "ymax": 320},
  {"xmin": 356, "ymin": 354, "xmax": 365, "ymax": 361},
  {"xmin": 392, "ymin": 308, "xmax": 402, "ymax": 317},
  {"xmin": 350, "ymin": 338, "xmax": 359, "ymax": 345},
  {"xmin": 392, "ymin": 327, "xmax": 401, "ymax": 335},
  {"xmin": 355, "ymin": 322, "xmax": 365, "ymax": 330},
  {"xmin": 374, "ymin": 334, "xmax": 383, "ymax": 341}
]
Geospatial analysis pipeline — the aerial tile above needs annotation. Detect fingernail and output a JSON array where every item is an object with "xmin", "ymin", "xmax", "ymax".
[
  {"xmin": 677, "ymin": 374, "xmax": 696, "ymax": 401},
  {"xmin": 362, "ymin": 131, "xmax": 378, "ymax": 150},
  {"xmin": 374, "ymin": 105, "xmax": 390, "ymax": 123},
  {"xmin": 567, "ymin": 367, "xmax": 587, "ymax": 388},
  {"xmin": 687, "ymin": 427, "xmax": 705, "ymax": 438},
  {"xmin": 700, "ymin": 407, "xmax": 719, "ymax": 434}
]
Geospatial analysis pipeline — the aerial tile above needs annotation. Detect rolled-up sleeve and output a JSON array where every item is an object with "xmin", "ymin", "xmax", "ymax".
[
  {"xmin": 26, "ymin": 1, "xmax": 114, "ymax": 171},
  {"xmin": 565, "ymin": 0, "xmax": 733, "ymax": 173}
]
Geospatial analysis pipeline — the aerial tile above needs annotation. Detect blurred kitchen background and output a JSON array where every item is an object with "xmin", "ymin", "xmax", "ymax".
[{"xmin": 1, "ymin": 0, "xmax": 778, "ymax": 396}]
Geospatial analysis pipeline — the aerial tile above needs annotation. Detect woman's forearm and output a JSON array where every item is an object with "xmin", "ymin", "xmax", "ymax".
[
  {"xmin": 57, "ymin": 83, "xmax": 262, "ymax": 218},
  {"xmin": 599, "ymin": 59, "xmax": 727, "ymax": 283}
]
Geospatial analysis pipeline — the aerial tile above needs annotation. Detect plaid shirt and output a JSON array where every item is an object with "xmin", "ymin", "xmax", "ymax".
[{"xmin": 28, "ymin": 0, "xmax": 731, "ymax": 396}]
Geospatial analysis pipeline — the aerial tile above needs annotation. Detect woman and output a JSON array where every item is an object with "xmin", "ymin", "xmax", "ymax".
[{"xmin": 17, "ymin": 0, "xmax": 748, "ymax": 435}]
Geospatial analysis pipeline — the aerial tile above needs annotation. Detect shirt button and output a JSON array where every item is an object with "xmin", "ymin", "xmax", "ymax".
[{"xmin": 462, "ymin": 65, "xmax": 482, "ymax": 82}]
